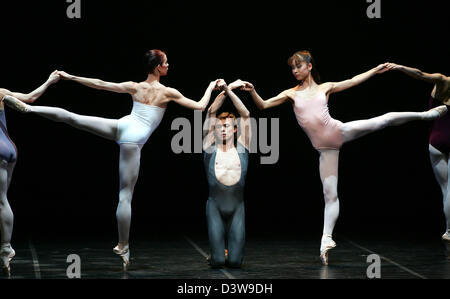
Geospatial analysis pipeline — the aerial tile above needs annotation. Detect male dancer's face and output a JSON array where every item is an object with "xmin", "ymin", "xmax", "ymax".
[{"xmin": 215, "ymin": 118, "xmax": 237, "ymax": 144}]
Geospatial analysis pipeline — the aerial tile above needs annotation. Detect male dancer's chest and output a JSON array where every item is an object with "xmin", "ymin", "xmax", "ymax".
[{"xmin": 214, "ymin": 147, "xmax": 242, "ymax": 186}]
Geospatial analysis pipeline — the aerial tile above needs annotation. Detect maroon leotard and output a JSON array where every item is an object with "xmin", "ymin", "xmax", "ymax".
[{"xmin": 429, "ymin": 96, "xmax": 450, "ymax": 155}]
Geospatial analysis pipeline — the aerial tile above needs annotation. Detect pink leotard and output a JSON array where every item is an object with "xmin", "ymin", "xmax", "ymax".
[{"xmin": 293, "ymin": 91, "xmax": 343, "ymax": 150}]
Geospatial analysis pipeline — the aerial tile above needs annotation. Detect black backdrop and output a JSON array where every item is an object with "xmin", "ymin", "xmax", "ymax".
[{"xmin": 1, "ymin": 1, "xmax": 448, "ymax": 242}]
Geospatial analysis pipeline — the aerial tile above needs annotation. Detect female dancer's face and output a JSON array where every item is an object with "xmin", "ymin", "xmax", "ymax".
[
  {"xmin": 291, "ymin": 61, "xmax": 311, "ymax": 81},
  {"xmin": 215, "ymin": 118, "xmax": 237, "ymax": 143},
  {"xmin": 158, "ymin": 55, "xmax": 169, "ymax": 76}
]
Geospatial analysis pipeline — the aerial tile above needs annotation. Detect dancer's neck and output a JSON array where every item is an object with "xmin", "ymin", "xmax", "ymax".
[
  {"xmin": 217, "ymin": 139, "xmax": 235, "ymax": 152},
  {"xmin": 297, "ymin": 74, "xmax": 316, "ymax": 90},
  {"xmin": 145, "ymin": 72, "xmax": 161, "ymax": 84}
]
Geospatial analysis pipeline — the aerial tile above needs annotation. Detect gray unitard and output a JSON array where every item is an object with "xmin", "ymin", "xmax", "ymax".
[{"xmin": 204, "ymin": 142, "xmax": 249, "ymax": 268}]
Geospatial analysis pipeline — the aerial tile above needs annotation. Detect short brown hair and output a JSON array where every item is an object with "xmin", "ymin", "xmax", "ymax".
[{"xmin": 217, "ymin": 112, "xmax": 237, "ymax": 128}]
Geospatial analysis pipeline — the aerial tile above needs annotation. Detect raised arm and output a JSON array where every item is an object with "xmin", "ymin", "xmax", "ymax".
[
  {"xmin": 240, "ymin": 81, "xmax": 291, "ymax": 110},
  {"xmin": 58, "ymin": 71, "xmax": 137, "ymax": 94},
  {"xmin": 203, "ymin": 86, "xmax": 227, "ymax": 150},
  {"xmin": 202, "ymin": 80, "xmax": 243, "ymax": 149},
  {"xmin": 224, "ymin": 80, "xmax": 251, "ymax": 148},
  {"xmin": 165, "ymin": 80, "xmax": 219, "ymax": 111},
  {"xmin": 325, "ymin": 63, "xmax": 392, "ymax": 95},
  {"xmin": 1, "ymin": 70, "xmax": 60, "ymax": 103},
  {"xmin": 389, "ymin": 63, "xmax": 447, "ymax": 84}
]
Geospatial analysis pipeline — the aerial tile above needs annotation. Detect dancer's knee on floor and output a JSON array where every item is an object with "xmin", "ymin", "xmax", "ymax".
[
  {"xmin": 227, "ymin": 253, "xmax": 243, "ymax": 268},
  {"xmin": 226, "ymin": 260, "xmax": 242, "ymax": 268},
  {"xmin": 210, "ymin": 255, "xmax": 226, "ymax": 268}
]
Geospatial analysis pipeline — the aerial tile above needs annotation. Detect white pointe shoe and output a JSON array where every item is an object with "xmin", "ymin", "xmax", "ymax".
[
  {"xmin": 2, "ymin": 95, "xmax": 31, "ymax": 113},
  {"xmin": 1, "ymin": 244, "xmax": 15, "ymax": 274},
  {"xmin": 320, "ymin": 235, "xmax": 336, "ymax": 266},
  {"xmin": 113, "ymin": 244, "xmax": 130, "ymax": 271},
  {"xmin": 427, "ymin": 105, "xmax": 448, "ymax": 120},
  {"xmin": 442, "ymin": 232, "xmax": 450, "ymax": 242}
]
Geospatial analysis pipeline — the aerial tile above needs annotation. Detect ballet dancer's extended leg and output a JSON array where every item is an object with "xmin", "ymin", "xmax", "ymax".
[
  {"xmin": 226, "ymin": 202, "xmax": 245, "ymax": 268},
  {"xmin": 318, "ymin": 149, "xmax": 340, "ymax": 266},
  {"xmin": 206, "ymin": 199, "xmax": 226, "ymax": 268},
  {"xmin": 113, "ymin": 143, "xmax": 142, "ymax": 270},
  {"xmin": 3, "ymin": 95, "xmax": 118, "ymax": 140},
  {"xmin": 0, "ymin": 160, "xmax": 15, "ymax": 274},
  {"xmin": 341, "ymin": 106, "xmax": 448, "ymax": 143},
  {"xmin": 429, "ymin": 145, "xmax": 450, "ymax": 241}
]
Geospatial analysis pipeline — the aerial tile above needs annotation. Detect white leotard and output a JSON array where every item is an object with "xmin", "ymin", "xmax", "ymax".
[{"xmin": 116, "ymin": 101, "xmax": 166, "ymax": 145}]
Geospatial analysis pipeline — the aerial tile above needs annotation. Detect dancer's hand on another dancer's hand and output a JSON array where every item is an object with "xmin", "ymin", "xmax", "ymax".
[
  {"xmin": 375, "ymin": 63, "xmax": 395, "ymax": 74},
  {"xmin": 210, "ymin": 79, "xmax": 222, "ymax": 91},
  {"xmin": 217, "ymin": 79, "xmax": 228, "ymax": 91},
  {"xmin": 238, "ymin": 81, "xmax": 255, "ymax": 92},
  {"xmin": 48, "ymin": 70, "xmax": 61, "ymax": 84},
  {"xmin": 229, "ymin": 79, "xmax": 245, "ymax": 90},
  {"xmin": 385, "ymin": 63, "xmax": 400, "ymax": 70},
  {"xmin": 57, "ymin": 71, "xmax": 74, "ymax": 80}
]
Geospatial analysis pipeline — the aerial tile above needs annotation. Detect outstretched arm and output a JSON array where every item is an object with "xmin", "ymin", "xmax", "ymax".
[
  {"xmin": 166, "ymin": 80, "xmax": 219, "ymax": 111},
  {"xmin": 325, "ymin": 63, "xmax": 393, "ymax": 95},
  {"xmin": 240, "ymin": 81, "xmax": 291, "ymax": 110},
  {"xmin": 1, "ymin": 70, "xmax": 60, "ymax": 103},
  {"xmin": 389, "ymin": 63, "xmax": 446, "ymax": 84},
  {"xmin": 58, "ymin": 71, "xmax": 137, "ymax": 94}
]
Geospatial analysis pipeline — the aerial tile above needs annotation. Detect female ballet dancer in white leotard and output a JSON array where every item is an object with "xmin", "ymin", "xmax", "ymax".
[
  {"xmin": 0, "ymin": 71, "xmax": 59, "ymax": 274},
  {"xmin": 3, "ymin": 50, "xmax": 220, "ymax": 270},
  {"xmin": 238, "ymin": 50, "xmax": 447, "ymax": 265}
]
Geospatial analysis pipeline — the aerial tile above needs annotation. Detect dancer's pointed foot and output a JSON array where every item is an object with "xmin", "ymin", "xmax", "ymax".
[
  {"xmin": 0, "ymin": 244, "xmax": 15, "ymax": 275},
  {"xmin": 320, "ymin": 234, "xmax": 336, "ymax": 266},
  {"xmin": 424, "ymin": 105, "xmax": 448, "ymax": 120},
  {"xmin": 2, "ymin": 95, "xmax": 31, "ymax": 113},
  {"xmin": 113, "ymin": 243, "xmax": 130, "ymax": 271}
]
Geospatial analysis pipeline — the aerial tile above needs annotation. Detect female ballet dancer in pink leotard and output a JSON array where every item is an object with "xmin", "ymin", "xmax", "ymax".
[{"xmin": 238, "ymin": 50, "xmax": 447, "ymax": 265}]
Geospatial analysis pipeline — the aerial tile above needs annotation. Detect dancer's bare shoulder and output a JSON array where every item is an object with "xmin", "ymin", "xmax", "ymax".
[
  {"xmin": 132, "ymin": 81, "xmax": 170, "ymax": 107},
  {"xmin": 280, "ymin": 87, "xmax": 297, "ymax": 101}
]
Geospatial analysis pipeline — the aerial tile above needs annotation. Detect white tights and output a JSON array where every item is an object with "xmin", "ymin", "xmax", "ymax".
[
  {"xmin": 29, "ymin": 105, "xmax": 142, "ymax": 245},
  {"xmin": 320, "ymin": 110, "xmax": 437, "ymax": 237},
  {"xmin": 429, "ymin": 144, "xmax": 450, "ymax": 234}
]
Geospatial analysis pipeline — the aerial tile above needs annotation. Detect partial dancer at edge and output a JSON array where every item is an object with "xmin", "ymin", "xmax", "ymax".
[
  {"xmin": 0, "ymin": 71, "xmax": 59, "ymax": 274},
  {"xmin": 203, "ymin": 79, "xmax": 251, "ymax": 268},
  {"xmin": 3, "ymin": 50, "xmax": 220, "ymax": 270},
  {"xmin": 390, "ymin": 63, "xmax": 450, "ymax": 243},
  {"xmin": 239, "ymin": 50, "xmax": 447, "ymax": 265}
]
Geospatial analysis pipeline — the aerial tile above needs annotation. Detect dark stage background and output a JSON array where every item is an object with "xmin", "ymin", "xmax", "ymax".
[{"xmin": 0, "ymin": 1, "xmax": 448, "ymax": 243}]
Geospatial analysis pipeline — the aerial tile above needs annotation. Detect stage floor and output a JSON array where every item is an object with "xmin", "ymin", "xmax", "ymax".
[{"xmin": 2, "ymin": 234, "xmax": 449, "ymax": 279}]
